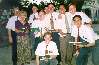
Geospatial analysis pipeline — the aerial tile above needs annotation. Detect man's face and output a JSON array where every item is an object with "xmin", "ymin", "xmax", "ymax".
[
  {"xmin": 44, "ymin": 35, "xmax": 52, "ymax": 43},
  {"xmin": 44, "ymin": 7, "xmax": 49, "ymax": 14},
  {"xmin": 32, "ymin": 6, "xmax": 38, "ymax": 13},
  {"xmin": 48, "ymin": 4, "xmax": 55, "ymax": 13},
  {"xmin": 69, "ymin": 5, "xmax": 76, "ymax": 14},
  {"xmin": 73, "ymin": 17, "xmax": 82, "ymax": 28},
  {"xmin": 38, "ymin": 11, "xmax": 44, "ymax": 18},
  {"xmin": 59, "ymin": 5, "xmax": 66, "ymax": 14}
]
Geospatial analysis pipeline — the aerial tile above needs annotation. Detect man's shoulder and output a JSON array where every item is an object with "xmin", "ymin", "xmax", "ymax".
[
  {"xmin": 81, "ymin": 25, "xmax": 92, "ymax": 31},
  {"xmin": 9, "ymin": 16, "xmax": 17, "ymax": 19},
  {"xmin": 75, "ymin": 12, "xmax": 84, "ymax": 15},
  {"xmin": 29, "ymin": 14, "xmax": 34, "ymax": 17},
  {"xmin": 50, "ymin": 41, "xmax": 57, "ymax": 45}
]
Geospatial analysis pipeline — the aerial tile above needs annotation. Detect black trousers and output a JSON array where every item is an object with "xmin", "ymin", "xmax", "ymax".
[
  {"xmin": 11, "ymin": 30, "xmax": 17, "ymax": 65},
  {"xmin": 51, "ymin": 32, "xmax": 61, "ymax": 63}
]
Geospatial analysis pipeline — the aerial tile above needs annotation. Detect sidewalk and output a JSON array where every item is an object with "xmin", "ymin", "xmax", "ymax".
[{"xmin": 0, "ymin": 45, "xmax": 95, "ymax": 65}]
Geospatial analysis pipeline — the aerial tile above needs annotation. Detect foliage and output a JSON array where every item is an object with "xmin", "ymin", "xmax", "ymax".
[{"xmin": 93, "ymin": 20, "xmax": 99, "ymax": 24}]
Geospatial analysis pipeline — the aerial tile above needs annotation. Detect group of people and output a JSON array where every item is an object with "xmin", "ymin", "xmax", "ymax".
[{"xmin": 6, "ymin": 3, "xmax": 99, "ymax": 65}]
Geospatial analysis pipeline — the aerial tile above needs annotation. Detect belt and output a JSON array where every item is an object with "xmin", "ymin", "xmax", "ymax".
[{"xmin": 66, "ymin": 33, "xmax": 71, "ymax": 34}]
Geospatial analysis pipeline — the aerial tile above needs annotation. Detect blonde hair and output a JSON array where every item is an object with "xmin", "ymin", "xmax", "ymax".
[{"xmin": 19, "ymin": 11, "xmax": 27, "ymax": 18}]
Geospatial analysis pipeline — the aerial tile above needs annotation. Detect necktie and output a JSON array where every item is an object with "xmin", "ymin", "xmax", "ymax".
[
  {"xmin": 33, "ymin": 14, "xmax": 36, "ymax": 21},
  {"xmin": 45, "ymin": 45, "xmax": 48, "ymax": 54},
  {"xmin": 45, "ymin": 45, "xmax": 50, "ymax": 60},
  {"xmin": 77, "ymin": 28, "xmax": 80, "ymax": 42},
  {"xmin": 50, "ymin": 13, "xmax": 54, "ymax": 30},
  {"xmin": 76, "ymin": 28, "xmax": 80, "ymax": 52},
  {"xmin": 65, "ymin": 15, "xmax": 69, "ymax": 33}
]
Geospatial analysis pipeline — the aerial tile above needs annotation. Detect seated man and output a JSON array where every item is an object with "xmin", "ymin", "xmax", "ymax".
[
  {"xmin": 35, "ymin": 32, "xmax": 59, "ymax": 65},
  {"xmin": 71, "ymin": 15, "xmax": 95, "ymax": 65}
]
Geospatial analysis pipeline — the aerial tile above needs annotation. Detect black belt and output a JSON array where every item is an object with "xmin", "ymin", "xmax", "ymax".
[{"xmin": 66, "ymin": 33, "xmax": 71, "ymax": 34}]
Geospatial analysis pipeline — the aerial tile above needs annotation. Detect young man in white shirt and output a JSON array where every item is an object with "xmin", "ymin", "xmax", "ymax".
[
  {"xmin": 28, "ymin": 5, "xmax": 38, "ymax": 59},
  {"xmin": 46, "ymin": 3, "xmax": 61, "ymax": 63},
  {"xmin": 71, "ymin": 15, "xmax": 95, "ymax": 65},
  {"xmin": 35, "ymin": 32, "xmax": 59, "ymax": 65},
  {"xmin": 28, "ymin": 5, "xmax": 38, "ymax": 24},
  {"xmin": 6, "ymin": 7, "xmax": 20, "ymax": 65},
  {"xmin": 56, "ymin": 4, "xmax": 74, "ymax": 65}
]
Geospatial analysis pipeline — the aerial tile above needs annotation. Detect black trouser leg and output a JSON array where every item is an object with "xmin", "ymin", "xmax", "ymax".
[{"xmin": 11, "ymin": 31, "xmax": 17, "ymax": 65}]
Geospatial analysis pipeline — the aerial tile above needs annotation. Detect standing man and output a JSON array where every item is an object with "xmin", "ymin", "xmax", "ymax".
[
  {"xmin": 28, "ymin": 5, "xmax": 38, "ymax": 24},
  {"xmin": 55, "ymin": 4, "xmax": 72, "ymax": 65},
  {"xmin": 6, "ymin": 7, "xmax": 20, "ymax": 65},
  {"xmin": 46, "ymin": 3, "xmax": 61, "ymax": 63},
  {"xmin": 28, "ymin": 5, "xmax": 38, "ymax": 59},
  {"xmin": 57, "ymin": 4, "xmax": 74, "ymax": 65},
  {"xmin": 71, "ymin": 15, "xmax": 95, "ymax": 65}
]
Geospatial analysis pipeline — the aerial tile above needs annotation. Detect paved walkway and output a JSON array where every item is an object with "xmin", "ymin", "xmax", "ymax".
[
  {"xmin": 1, "ymin": 40, "xmax": 99, "ymax": 65},
  {"xmin": 0, "ymin": 45, "xmax": 95, "ymax": 65}
]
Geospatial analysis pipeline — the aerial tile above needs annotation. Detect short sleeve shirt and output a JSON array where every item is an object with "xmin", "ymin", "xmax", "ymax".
[
  {"xmin": 71, "ymin": 25, "xmax": 95, "ymax": 43},
  {"xmin": 35, "ymin": 41, "xmax": 59, "ymax": 56}
]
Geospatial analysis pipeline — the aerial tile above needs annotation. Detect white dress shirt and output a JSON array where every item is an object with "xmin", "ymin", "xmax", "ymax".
[
  {"xmin": 6, "ymin": 16, "xmax": 18, "ymax": 31},
  {"xmin": 31, "ymin": 18, "xmax": 49, "ymax": 37},
  {"xmin": 46, "ymin": 12, "xmax": 58, "ymax": 30},
  {"xmin": 66, "ymin": 12, "xmax": 92, "ymax": 33},
  {"xmin": 71, "ymin": 25, "xmax": 95, "ymax": 43},
  {"xmin": 28, "ymin": 12, "xmax": 38, "ymax": 24},
  {"xmin": 35, "ymin": 41, "xmax": 59, "ymax": 56},
  {"xmin": 55, "ymin": 13, "xmax": 67, "ymax": 33}
]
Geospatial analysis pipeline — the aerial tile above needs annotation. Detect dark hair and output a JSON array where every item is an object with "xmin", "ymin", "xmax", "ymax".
[
  {"xmin": 32, "ymin": 3, "xmax": 38, "ymax": 8},
  {"xmin": 47, "ymin": 3, "xmax": 55, "ymax": 7},
  {"xmin": 68, "ymin": 3, "xmax": 76, "ymax": 8},
  {"xmin": 73, "ymin": 15, "xmax": 82, "ymax": 21}
]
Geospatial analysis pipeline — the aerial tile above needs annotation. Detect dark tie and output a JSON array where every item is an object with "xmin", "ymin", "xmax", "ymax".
[
  {"xmin": 33, "ymin": 14, "xmax": 36, "ymax": 21},
  {"xmin": 65, "ymin": 15, "xmax": 70, "ymax": 33},
  {"xmin": 76, "ymin": 28, "xmax": 80, "ymax": 52},
  {"xmin": 77, "ymin": 28, "xmax": 80, "ymax": 42},
  {"xmin": 50, "ymin": 13, "xmax": 54, "ymax": 30},
  {"xmin": 45, "ymin": 45, "xmax": 50, "ymax": 59},
  {"xmin": 45, "ymin": 45, "xmax": 48, "ymax": 54}
]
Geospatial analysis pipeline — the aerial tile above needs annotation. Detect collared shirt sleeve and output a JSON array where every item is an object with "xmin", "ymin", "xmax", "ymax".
[
  {"xmin": 48, "ymin": 41, "xmax": 59, "ymax": 55},
  {"xmin": 81, "ymin": 25, "xmax": 95, "ymax": 43},
  {"xmin": 35, "ymin": 41, "xmax": 59, "ymax": 56},
  {"xmin": 81, "ymin": 12, "xmax": 92, "ymax": 24},
  {"xmin": 35, "ymin": 42, "xmax": 45, "ymax": 56}
]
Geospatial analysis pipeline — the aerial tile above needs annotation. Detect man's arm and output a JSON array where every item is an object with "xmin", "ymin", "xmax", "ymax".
[
  {"xmin": 8, "ymin": 29, "xmax": 13, "ymax": 43},
  {"xmin": 36, "ymin": 55, "xmax": 39, "ymax": 65}
]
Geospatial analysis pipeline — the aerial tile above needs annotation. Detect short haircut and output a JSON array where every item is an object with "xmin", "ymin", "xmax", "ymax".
[
  {"xmin": 68, "ymin": 3, "xmax": 76, "ymax": 8},
  {"xmin": 43, "ymin": 32, "xmax": 52, "ymax": 37},
  {"xmin": 47, "ymin": 3, "xmax": 55, "ymax": 7},
  {"xmin": 73, "ymin": 15, "xmax": 82, "ymax": 21}
]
